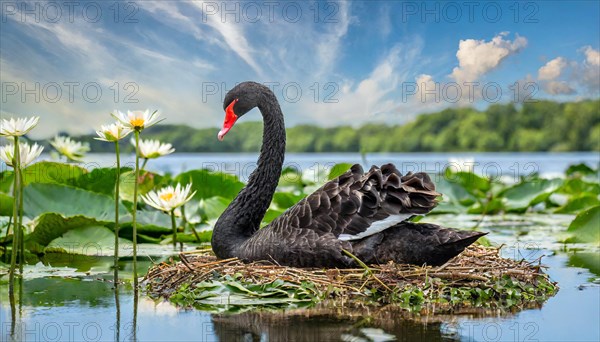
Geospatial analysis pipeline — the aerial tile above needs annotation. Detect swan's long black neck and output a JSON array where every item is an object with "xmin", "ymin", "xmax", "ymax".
[{"xmin": 212, "ymin": 90, "xmax": 286, "ymax": 258}]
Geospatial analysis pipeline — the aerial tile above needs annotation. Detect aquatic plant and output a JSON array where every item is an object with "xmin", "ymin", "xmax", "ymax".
[
  {"xmin": 130, "ymin": 138, "xmax": 175, "ymax": 170},
  {"xmin": 0, "ymin": 116, "xmax": 41, "ymax": 290},
  {"xmin": 95, "ymin": 121, "xmax": 133, "ymax": 282},
  {"xmin": 111, "ymin": 109, "xmax": 162, "ymax": 287},
  {"xmin": 142, "ymin": 183, "xmax": 196, "ymax": 248},
  {"xmin": 49, "ymin": 136, "xmax": 90, "ymax": 162}
]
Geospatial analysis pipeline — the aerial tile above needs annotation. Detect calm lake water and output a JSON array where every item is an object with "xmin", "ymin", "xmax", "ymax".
[
  {"xmin": 1, "ymin": 153, "xmax": 599, "ymax": 341},
  {"xmin": 26, "ymin": 151, "xmax": 600, "ymax": 180}
]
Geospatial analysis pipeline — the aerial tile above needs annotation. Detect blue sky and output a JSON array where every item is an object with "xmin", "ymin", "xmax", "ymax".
[{"xmin": 1, "ymin": 0, "xmax": 599, "ymax": 138}]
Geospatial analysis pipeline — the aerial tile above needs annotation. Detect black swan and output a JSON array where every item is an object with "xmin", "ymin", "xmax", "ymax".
[{"xmin": 212, "ymin": 81, "xmax": 486, "ymax": 268}]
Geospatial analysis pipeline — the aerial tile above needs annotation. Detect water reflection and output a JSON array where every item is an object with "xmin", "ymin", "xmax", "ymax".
[
  {"xmin": 1, "ymin": 218, "xmax": 599, "ymax": 342},
  {"xmin": 114, "ymin": 285, "xmax": 121, "ymax": 342},
  {"xmin": 133, "ymin": 286, "xmax": 139, "ymax": 342},
  {"xmin": 211, "ymin": 309, "xmax": 453, "ymax": 341}
]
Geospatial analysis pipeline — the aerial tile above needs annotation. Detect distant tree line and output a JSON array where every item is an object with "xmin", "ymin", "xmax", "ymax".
[{"xmin": 69, "ymin": 100, "xmax": 600, "ymax": 153}]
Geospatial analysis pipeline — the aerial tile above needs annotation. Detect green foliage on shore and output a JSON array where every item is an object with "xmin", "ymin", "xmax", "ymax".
[{"xmin": 70, "ymin": 100, "xmax": 599, "ymax": 153}]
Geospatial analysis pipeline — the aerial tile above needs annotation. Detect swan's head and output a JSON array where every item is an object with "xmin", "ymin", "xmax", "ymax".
[{"xmin": 218, "ymin": 82, "xmax": 265, "ymax": 141}]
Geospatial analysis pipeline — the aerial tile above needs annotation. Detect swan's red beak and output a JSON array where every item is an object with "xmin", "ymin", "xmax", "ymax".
[{"xmin": 218, "ymin": 99, "xmax": 238, "ymax": 141}]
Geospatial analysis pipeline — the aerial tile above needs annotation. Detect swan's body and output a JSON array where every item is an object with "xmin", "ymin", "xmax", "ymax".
[{"xmin": 212, "ymin": 82, "xmax": 485, "ymax": 268}]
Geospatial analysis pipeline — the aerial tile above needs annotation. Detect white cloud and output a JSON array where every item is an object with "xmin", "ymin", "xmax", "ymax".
[
  {"xmin": 314, "ymin": 2, "xmax": 352, "ymax": 77},
  {"xmin": 583, "ymin": 46, "xmax": 600, "ymax": 66},
  {"xmin": 538, "ymin": 57, "xmax": 567, "ymax": 81},
  {"xmin": 450, "ymin": 32, "xmax": 527, "ymax": 84},
  {"xmin": 579, "ymin": 46, "xmax": 600, "ymax": 94},
  {"xmin": 414, "ymin": 74, "xmax": 439, "ymax": 104},
  {"xmin": 189, "ymin": 1, "xmax": 264, "ymax": 76},
  {"xmin": 536, "ymin": 57, "xmax": 575, "ymax": 95},
  {"xmin": 534, "ymin": 47, "xmax": 600, "ymax": 96},
  {"xmin": 544, "ymin": 81, "xmax": 575, "ymax": 95},
  {"xmin": 295, "ymin": 42, "xmax": 421, "ymax": 126}
]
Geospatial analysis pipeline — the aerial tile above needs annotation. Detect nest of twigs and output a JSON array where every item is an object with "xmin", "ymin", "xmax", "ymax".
[{"xmin": 144, "ymin": 245, "xmax": 557, "ymax": 313}]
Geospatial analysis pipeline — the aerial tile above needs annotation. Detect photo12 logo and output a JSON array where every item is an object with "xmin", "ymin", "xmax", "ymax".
[
  {"xmin": 201, "ymin": 81, "xmax": 340, "ymax": 104},
  {"xmin": 400, "ymin": 1, "xmax": 539, "ymax": 24},
  {"xmin": 1, "ymin": 1, "xmax": 138, "ymax": 23},
  {"xmin": 199, "ymin": 1, "xmax": 341, "ymax": 24},
  {"xmin": 401, "ymin": 81, "xmax": 539, "ymax": 104},
  {"xmin": 1, "ymin": 82, "xmax": 140, "ymax": 104}
]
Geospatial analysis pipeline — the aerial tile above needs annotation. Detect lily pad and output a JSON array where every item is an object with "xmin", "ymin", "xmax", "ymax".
[
  {"xmin": 328, "ymin": 163, "xmax": 353, "ymax": 180},
  {"xmin": 119, "ymin": 170, "xmax": 162, "ymax": 202},
  {"xmin": 271, "ymin": 192, "xmax": 304, "ymax": 210},
  {"xmin": 0, "ymin": 171, "xmax": 13, "ymax": 193},
  {"xmin": 198, "ymin": 196, "xmax": 231, "ymax": 225},
  {"xmin": 21, "ymin": 161, "xmax": 87, "ymax": 186},
  {"xmin": 27, "ymin": 214, "xmax": 105, "ymax": 248},
  {"xmin": 567, "ymin": 205, "xmax": 600, "ymax": 244},
  {"xmin": 46, "ymin": 225, "xmax": 132, "ymax": 256},
  {"xmin": 554, "ymin": 195, "xmax": 600, "ymax": 214},
  {"xmin": 500, "ymin": 179, "xmax": 562, "ymax": 213},
  {"xmin": 0, "ymin": 262, "xmax": 105, "ymax": 280},
  {"xmin": 23, "ymin": 183, "xmax": 129, "ymax": 221},
  {"xmin": 0, "ymin": 192, "xmax": 13, "ymax": 216},
  {"xmin": 176, "ymin": 169, "xmax": 244, "ymax": 200},
  {"xmin": 75, "ymin": 167, "xmax": 132, "ymax": 195}
]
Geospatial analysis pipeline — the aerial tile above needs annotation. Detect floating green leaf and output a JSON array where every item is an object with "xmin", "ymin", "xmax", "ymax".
[
  {"xmin": 558, "ymin": 178, "xmax": 600, "ymax": 196},
  {"xmin": 566, "ymin": 163, "xmax": 597, "ymax": 177},
  {"xmin": 0, "ymin": 192, "xmax": 13, "ymax": 216},
  {"xmin": 21, "ymin": 161, "xmax": 87, "ymax": 186},
  {"xmin": 75, "ymin": 167, "xmax": 132, "ymax": 195},
  {"xmin": 27, "ymin": 214, "xmax": 106, "ymax": 249},
  {"xmin": 271, "ymin": 192, "xmax": 304, "ymax": 210},
  {"xmin": 23, "ymin": 183, "xmax": 129, "ymax": 221},
  {"xmin": 119, "ymin": 170, "xmax": 162, "ymax": 202},
  {"xmin": 328, "ymin": 163, "xmax": 353, "ymax": 180},
  {"xmin": 569, "ymin": 252, "xmax": 600, "ymax": 276},
  {"xmin": 45, "ymin": 225, "xmax": 132, "ymax": 256},
  {"xmin": 434, "ymin": 177, "xmax": 477, "ymax": 206},
  {"xmin": 444, "ymin": 170, "xmax": 491, "ymax": 195},
  {"xmin": 198, "ymin": 196, "xmax": 231, "ymax": 225},
  {"xmin": 262, "ymin": 208, "xmax": 285, "ymax": 226},
  {"xmin": 500, "ymin": 179, "xmax": 562, "ymax": 213},
  {"xmin": 176, "ymin": 170, "xmax": 244, "ymax": 200},
  {"xmin": 0, "ymin": 171, "xmax": 13, "ymax": 193},
  {"xmin": 567, "ymin": 206, "xmax": 600, "ymax": 244},
  {"xmin": 555, "ymin": 195, "xmax": 600, "ymax": 214}
]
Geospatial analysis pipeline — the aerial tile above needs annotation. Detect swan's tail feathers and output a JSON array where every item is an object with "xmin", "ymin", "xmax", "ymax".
[
  {"xmin": 432, "ymin": 230, "xmax": 488, "ymax": 265},
  {"xmin": 350, "ymin": 222, "xmax": 487, "ymax": 266}
]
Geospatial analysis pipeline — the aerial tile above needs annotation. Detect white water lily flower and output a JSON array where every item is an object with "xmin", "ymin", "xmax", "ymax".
[
  {"xmin": 50, "ymin": 136, "xmax": 90, "ymax": 161},
  {"xmin": 0, "ymin": 116, "xmax": 40, "ymax": 136},
  {"xmin": 112, "ymin": 109, "xmax": 161, "ymax": 131},
  {"xmin": 131, "ymin": 138, "xmax": 175, "ymax": 159},
  {"xmin": 142, "ymin": 183, "xmax": 196, "ymax": 212},
  {"xmin": 0, "ymin": 142, "xmax": 44, "ymax": 168},
  {"xmin": 95, "ymin": 122, "xmax": 133, "ymax": 142}
]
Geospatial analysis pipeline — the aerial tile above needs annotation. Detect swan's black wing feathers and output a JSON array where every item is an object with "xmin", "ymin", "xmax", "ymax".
[{"xmin": 269, "ymin": 163, "xmax": 440, "ymax": 240}]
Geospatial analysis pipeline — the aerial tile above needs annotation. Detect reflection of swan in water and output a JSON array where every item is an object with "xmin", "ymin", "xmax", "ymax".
[{"xmin": 210, "ymin": 308, "xmax": 450, "ymax": 341}]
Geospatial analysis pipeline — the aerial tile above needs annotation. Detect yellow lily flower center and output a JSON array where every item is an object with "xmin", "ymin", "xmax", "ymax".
[
  {"xmin": 130, "ymin": 117, "xmax": 145, "ymax": 127},
  {"xmin": 160, "ymin": 193, "xmax": 174, "ymax": 202}
]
